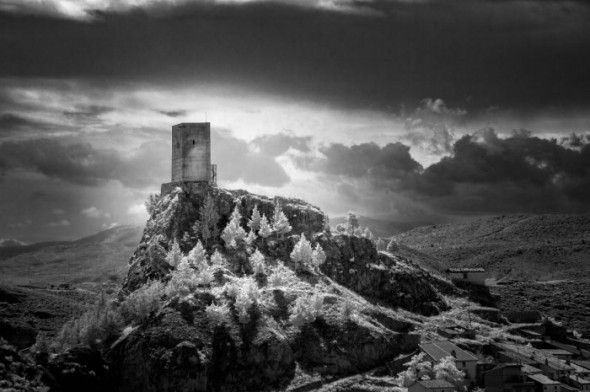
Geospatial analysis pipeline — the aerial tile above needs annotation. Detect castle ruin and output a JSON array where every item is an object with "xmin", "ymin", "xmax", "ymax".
[{"xmin": 162, "ymin": 122, "xmax": 217, "ymax": 193}]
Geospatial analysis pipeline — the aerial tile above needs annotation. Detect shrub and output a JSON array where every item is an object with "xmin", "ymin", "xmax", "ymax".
[
  {"xmin": 339, "ymin": 300, "xmax": 357, "ymax": 322},
  {"xmin": 120, "ymin": 280, "xmax": 165, "ymax": 324},
  {"xmin": 289, "ymin": 293, "xmax": 324, "ymax": 327},
  {"xmin": 53, "ymin": 292, "xmax": 122, "ymax": 352},
  {"xmin": 268, "ymin": 263, "xmax": 298, "ymax": 287},
  {"xmin": 395, "ymin": 353, "xmax": 434, "ymax": 387},
  {"xmin": 205, "ymin": 302, "xmax": 231, "ymax": 326},
  {"xmin": 290, "ymin": 234, "xmax": 313, "ymax": 271},
  {"xmin": 144, "ymin": 193, "xmax": 161, "ymax": 216},
  {"xmin": 165, "ymin": 268, "xmax": 197, "ymax": 298}
]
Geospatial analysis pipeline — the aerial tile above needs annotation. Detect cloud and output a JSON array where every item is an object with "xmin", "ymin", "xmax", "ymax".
[
  {"xmin": 159, "ymin": 110, "xmax": 187, "ymax": 118},
  {"xmin": 63, "ymin": 105, "xmax": 114, "ymax": 121},
  {"xmin": 300, "ymin": 129, "xmax": 590, "ymax": 217},
  {"xmin": 47, "ymin": 219, "xmax": 70, "ymax": 227},
  {"xmin": 81, "ymin": 206, "xmax": 110, "ymax": 219},
  {"xmin": 0, "ymin": 0, "xmax": 378, "ymax": 21},
  {"xmin": 8, "ymin": 219, "xmax": 32, "ymax": 229},
  {"xmin": 251, "ymin": 132, "xmax": 311, "ymax": 156}
]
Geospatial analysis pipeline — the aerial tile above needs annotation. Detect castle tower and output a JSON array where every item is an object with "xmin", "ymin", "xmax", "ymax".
[{"xmin": 171, "ymin": 122, "xmax": 211, "ymax": 183}]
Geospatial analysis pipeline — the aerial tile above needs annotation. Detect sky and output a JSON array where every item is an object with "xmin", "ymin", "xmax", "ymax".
[{"xmin": 1, "ymin": 0, "xmax": 589, "ymax": 242}]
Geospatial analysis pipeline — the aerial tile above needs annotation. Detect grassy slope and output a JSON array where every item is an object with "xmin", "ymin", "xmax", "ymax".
[
  {"xmin": 0, "ymin": 225, "xmax": 143, "ymax": 287},
  {"xmin": 331, "ymin": 216, "xmax": 433, "ymax": 239},
  {"xmin": 393, "ymin": 214, "xmax": 590, "ymax": 281}
]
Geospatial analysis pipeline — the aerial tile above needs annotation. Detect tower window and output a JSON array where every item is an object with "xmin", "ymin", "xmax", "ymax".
[{"xmin": 192, "ymin": 140, "xmax": 195, "ymax": 145}]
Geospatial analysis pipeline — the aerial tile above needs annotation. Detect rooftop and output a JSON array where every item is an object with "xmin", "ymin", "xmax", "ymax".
[
  {"xmin": 415, "ymin": 379, "xmax": 457, "ymax": 389},
  {"xmin": 539, "ymin": 349, "xmax": 574, "ymax": 356},
  {"xmin": 446, "ymin": 268, "xmax": 485, "ymax": 273},
  {"xmin": 569, "ymin": 375, "xmax": 590, "ymax": 385},
  {"xmin": 419, "ymin": 341, "xmax": 478, "ymax": 362},
  {"xmin": 521, "ymin": 364, "xmax": 543, "ymax": 374},
  {"xmin": 527, "ymin": 374, "xmax": 560, "ymax": 385}
]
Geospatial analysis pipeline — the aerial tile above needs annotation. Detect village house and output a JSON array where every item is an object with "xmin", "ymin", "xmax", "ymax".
[
  {"xmin": 445, "ymin": 268, "xmax": 487, "ymax": 285},
  {"xmin": 526, "ymin": 374, "xmax": 560, "ymax": 392},
  {"xmin": 538, "ymin": 349, "xmax": 574, "ymax": 361},
  {"xmin": 419, "ymin": 341, "xmax": 478, "ymax": 387},
  {"xmin": 408, "ymin": 379, "xmax": 457, "ymax": 392},
  {"xmin": 536, "ymin": 356, "xmax": 574, "ymax": 381},
  {"xmin": 567, "ymin": 374, "xmax": 590, "ymax": 391},
  {"xmin": 483, "ymin": 363, "xmax": 536, "ymax": 392}
]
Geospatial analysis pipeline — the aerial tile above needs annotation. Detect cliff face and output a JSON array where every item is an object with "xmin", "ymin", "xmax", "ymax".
[
  {"xmin": 108, "ymin": 184, "xmax": 452, "ymax": 392},
  {"xmin": 124, "ymin": 183, "xmax": 327, "ymax": 292}
]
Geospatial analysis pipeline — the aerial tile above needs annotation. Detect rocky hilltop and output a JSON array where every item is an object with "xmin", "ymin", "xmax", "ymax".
[{"xmin": 105, "ymin": 183, "xmax": 452, "ymax": 392}]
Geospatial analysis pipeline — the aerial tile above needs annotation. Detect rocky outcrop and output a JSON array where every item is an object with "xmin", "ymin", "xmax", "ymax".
[
  {"xmin": 0, "ymin": 338, "xmax": 49, "ymax": 392},
  {"xmin": 123, "ymin": 183, "xmax": 326, "ymax": 292}
]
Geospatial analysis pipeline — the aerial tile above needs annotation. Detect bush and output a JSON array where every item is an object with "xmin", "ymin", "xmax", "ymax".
[
  {"xmin": 339, "ymin": 300, "xmax": 357, "ymax": 322},
  {"xmin": 205, "ymin": 303, "xmax": 231, "ymax": 326},
  {"xmin": 165, "ymin": 268, "xmax": 197, "ymax": 298},
  {"xmin": 187, "ymin": 240, "xmax": 207, "ymax": 271},
  {"xmin": 210, "ymin": 249, "xmax": 227, "ymax": 267},
  {"xmin": 289, "ymin": 293, "xmax": 324, "ymax": 327},
  {"xmin": 53, "ymin": 293, "xmax": 122, "ymax": 352},
  {"xmin": 120, "ymin": 280, "xmax": 165, "ymax": 324},
  {"xmin": 268, "ymin": 263, "xmax": 298, "ymax": 288},
  {"xmin": 144, "ymin": 193, "xmax": 161, "ymax": 216}
]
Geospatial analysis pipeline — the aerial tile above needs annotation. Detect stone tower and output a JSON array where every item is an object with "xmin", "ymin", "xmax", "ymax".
[{"xmin": 171, "ymin": 122, "xmax": 212, "ymax": 183}]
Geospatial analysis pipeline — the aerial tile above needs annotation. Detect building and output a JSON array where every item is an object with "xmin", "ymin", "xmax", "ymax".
[
  {"xmin": 539, "ymin": 350, "xmax": 574, "ymax": 361},
  {"xmin": 567, "ymin": 374, "xmax": 590, "ymax": 391},
  {"xmin": 521, "ymin": 365, "xmax": 544, "ymax": 375},
  {"xmin": 408, "ymin": 379, "xmax": 457, "ymax": 392},
  {"xmin": 419, "ymin": 341, "xmax": 478, "ymax": 385},
  {"xmin": 527, "ymin": 374, "xmax": 560, "ymax": 392},
  {"xmin": 445, "ymin": 268, "xmax": 486, "ymax": 285},
  {"xmin": 484, "ymin": 363, "xmax": 536, "ymax": 392},
  {"xmin": 537, "ymin": 358, "xmax": 574, "ymax": 381},
  {"xmin": 171, "ymin": 122, "xmax": 216, "ymax": 184}
]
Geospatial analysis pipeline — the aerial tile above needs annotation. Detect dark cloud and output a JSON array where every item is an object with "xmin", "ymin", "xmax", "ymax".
[
  {"xmin": 159, "ymin": 110, "xmax": 187, "ymax": 118},
  {"xmin": 0, "ymin": 113, "xmax": 53, "ymax": 135},
  {"xmin": 304, "ymin": 129, "xmax": 590, "ymax": 216},
  {"xmin": 317, "ymin": 142, "xmax": 422, "ymax": 180},
  {"xmin": 62, "ymin": 105, "xmax": 114, "ymax": 120},
  {"xmin": 251, "ymin": 132, "xmax": 311, "ymax": 156},
  {"xmin": 1, "ymin": 0, "xmax": 589, "ymax": 111}
]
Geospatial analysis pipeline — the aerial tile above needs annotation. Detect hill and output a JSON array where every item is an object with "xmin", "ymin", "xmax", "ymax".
[
  {"xmin": 393, "ymin": 214, "xmax": 590, "ymax": 282},
  {"xmin": 0, "ymin": 225, "xmax": 143, "ymax": 288}
]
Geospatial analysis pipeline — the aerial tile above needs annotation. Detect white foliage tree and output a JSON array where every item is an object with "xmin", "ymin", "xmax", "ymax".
[
  {"xmin": 433, "ymin": 356, "xmax": 466, "ymax": 391},
  {"xmin": 210, "ymin": 249, "xmax": 227, "ymax": 266},
  {"xmin": 247, "ymin": 205, "xmax": 262, "ymax": 233},
  {"xmin": 187, "ymin": 240, "xmax": 207, "ymax": 271},
  {"xmin": 166, "ymin": 239, "xmax": 183, "ymax": 268},
  {"xmin": 311, "ymin": 243, "xmax": 326, "ymax": 269},
  {"xmin": 205, "ymin": 302, "xmax": 230, "ymax": 326},
  {"xmin": 221, "ymin": 205, "xmax": 247, "ymax": 248},
  {"xmin": 273, "ymin": 212, "xmax": 292, "ymax": 239},
  {"xmin": 249, "ymin": 249, "xmax": 266, "ymax": 275},
  {"xmin": 346, "ymin": 211, "xmax": 359, "ymax": 235},
  {"xmin": 234, "ymin": 277, "xmax": 259, "ymax": 324},
  {"xmin": 245, "ymin": 230, "xmax": 257, "ymax": 247},
  {"xmin": 258, "ymin": 214, "xmax": 273, "ymax": 238},
  {"xmin": 290, "ymin": 233, "xmax": 313, "ymax": 271}
]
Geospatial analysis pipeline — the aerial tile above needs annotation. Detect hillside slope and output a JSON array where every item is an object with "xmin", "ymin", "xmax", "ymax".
[
  {"xmin": 393, "ymin": 214, "xmax": 590, "ymax": 281},
  {"xmin": 0, "ymin": 225, "xmax": 143, "ymax": 287}
]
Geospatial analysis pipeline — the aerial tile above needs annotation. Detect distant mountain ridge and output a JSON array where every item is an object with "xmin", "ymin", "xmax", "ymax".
[
  {"xmin": 0, "ymin": 225, "xmax": 143, "ymax": 287},
  {"xmin": 393, "ymin": 214, "xmax": 590, "ymax": 281},
  {"xmin": 0, "ymin": 238, "xmax": 28, "ymax": 247}
]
